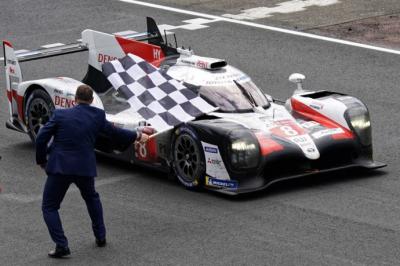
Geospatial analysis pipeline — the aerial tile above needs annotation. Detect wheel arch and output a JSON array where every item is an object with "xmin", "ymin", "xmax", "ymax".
[
  {"xmin": 23, "ymin": 84, "xmax": 50, "ymax": 123},
  {"xmin": 171, "ymin": 124, "xmax": 206, "ymax": 189}
]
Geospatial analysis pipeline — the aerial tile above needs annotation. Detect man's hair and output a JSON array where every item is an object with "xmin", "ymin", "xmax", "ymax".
[{"xmin": 75, "ymin": 85, "xmax": 94, "ymax": 102}]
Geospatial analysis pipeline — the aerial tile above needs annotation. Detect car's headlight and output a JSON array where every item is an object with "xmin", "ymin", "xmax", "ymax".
[
  {"xmin": 345, "ymin": 106, "xmax": 372, "ymax": 146},
  {"xmin": 228, "ymin": 130, "xmax": 260, "ymax": 170}
]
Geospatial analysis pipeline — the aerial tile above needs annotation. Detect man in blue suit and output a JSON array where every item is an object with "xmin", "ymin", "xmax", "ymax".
[{"xmin": 36, "ymin": 85, "xmax": 150, "ymax": 258}]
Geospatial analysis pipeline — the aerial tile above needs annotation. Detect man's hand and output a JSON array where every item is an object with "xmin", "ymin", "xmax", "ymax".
[{"xmin": 136, "ymin": 127, "xmax": 156, "ymax": 143}]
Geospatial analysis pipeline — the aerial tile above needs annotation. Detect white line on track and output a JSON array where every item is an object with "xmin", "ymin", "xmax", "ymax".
[
  {"xmin": 119, "ymin": 0, "xmax": 400, "ymax": 55},
  {"xmin": 223, "ymin": 0, "xmax": 340, "ymax": 20},
  {"xmin": 0, "ymin": 175, "xmax": 131, "ymax": 204}
]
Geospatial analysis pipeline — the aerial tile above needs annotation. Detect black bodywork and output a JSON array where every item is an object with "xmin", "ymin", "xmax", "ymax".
[{"xmin": 187, "ymin": 104, "xmax": 385, "ymax": 195}]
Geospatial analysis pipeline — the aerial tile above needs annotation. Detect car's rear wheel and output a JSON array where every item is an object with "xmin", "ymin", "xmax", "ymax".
[
  {"xmin": 25, "ymin": 89, "xmax": 54, "ymax": 143},
  {"xmin": 172, "ymin": 127, "xmax": 205, "ymax": 190}
]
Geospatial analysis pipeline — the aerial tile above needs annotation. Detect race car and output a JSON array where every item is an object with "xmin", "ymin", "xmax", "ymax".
[{"xmin": 2, "ymin": 17, "xmax": 386, "ymax": 194}]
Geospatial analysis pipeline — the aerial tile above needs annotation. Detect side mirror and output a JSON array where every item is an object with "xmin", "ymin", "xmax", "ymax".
[{"xmin": 288, "ymin": 73, "xmax": 306, "ymax": 93}]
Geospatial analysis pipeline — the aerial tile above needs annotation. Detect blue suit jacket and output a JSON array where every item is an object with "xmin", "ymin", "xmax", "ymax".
[{"xmin": 35, "ymin": 104, "xmax": 137, "ymax": 177}]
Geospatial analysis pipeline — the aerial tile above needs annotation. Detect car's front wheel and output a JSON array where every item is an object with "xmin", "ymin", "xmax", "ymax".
[
  {"xmin": 25, "ymin": 89, "xmax": 55, "ymax": 143},
  {"xmin": 172, "ymin": 126, "xmax": 205, "ymax": 190}
]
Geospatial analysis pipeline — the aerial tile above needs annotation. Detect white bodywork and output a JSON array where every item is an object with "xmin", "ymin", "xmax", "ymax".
[
  {"xmin": 165, "ymin": 58, "xmax": 353, "ymax": 161},
  {"xmin": 83, "ymin": 30, "xmax": 126, "ymax": 72},
  {"xmin": 18, "ymin": 77, "xmax": 103, "ymax": 110}
]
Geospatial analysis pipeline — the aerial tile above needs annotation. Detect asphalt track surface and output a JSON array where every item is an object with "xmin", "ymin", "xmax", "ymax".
[{"xmin": 0, "ymin": 1, "xmax": 400, "ymax": 265}]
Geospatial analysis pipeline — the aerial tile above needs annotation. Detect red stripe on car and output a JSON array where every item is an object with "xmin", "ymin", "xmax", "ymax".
[
  {"xmin": 12, "ymin": 90, "xmax": 24, "ymax": 120},
  {"xmin": 115, "ymin": 36, "xmax": 165, "ymax": 67},
  {"xmin": 255, "ymin": 131, "xmax": 284, "ymax": 156},
  {"xmin": 291, "ymin": 98, "xmax": 353, "ymax": 140}
]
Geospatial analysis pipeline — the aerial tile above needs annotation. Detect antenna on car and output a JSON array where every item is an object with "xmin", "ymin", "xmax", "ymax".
[
  {"xmin": 173, "ymin": 33, "xmax": 178, "ymax": 48},
  {"xmin": 164, "ymin": 30, "xmax": 168, "ymax": 45}
]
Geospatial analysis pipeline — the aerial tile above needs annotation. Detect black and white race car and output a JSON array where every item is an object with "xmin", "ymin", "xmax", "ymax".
[{"xmin": 3, "ymin": 17, "xmax": 385, "ymax": 194}]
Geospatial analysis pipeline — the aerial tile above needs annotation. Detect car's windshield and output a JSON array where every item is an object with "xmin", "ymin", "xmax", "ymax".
[{"xmin": 198, "ymin": 80, "xmax": 270, "ymax": 112}]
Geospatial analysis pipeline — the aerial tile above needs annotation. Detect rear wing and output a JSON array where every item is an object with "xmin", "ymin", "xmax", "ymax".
[
  {"xmin": 2, "ymin": 17, "xmax": 170, "ymax": 119},
  {"xmin": 3, "ymin": 17, "xmax": 163, "ymax": 62}
]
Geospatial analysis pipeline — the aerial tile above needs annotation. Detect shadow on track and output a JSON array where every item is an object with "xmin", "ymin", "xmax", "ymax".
[
  {"xmin": 10, "ymin": 141, "xmax": 34, "ymax": 151},
  {"xmin": 9, "ymin": 140, "xmax": 387, "ymax": 202},
  {"xmin": 95, "ymin": 151, "xmax": 387, "ymax": 201},
  {"xmin": 225, "ymin": 168, "xmax": 387, "ymax": 202},
  {"xmin": 7, "ymin": 142, "xmax": 388, "ymax": 202},
  {"xmin": 95, "ymin": 152, "xmax": 174, "ymax": 186}
]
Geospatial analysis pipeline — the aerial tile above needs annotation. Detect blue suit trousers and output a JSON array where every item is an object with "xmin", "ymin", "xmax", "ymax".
[{"xmin": 42, "ymin": 174, "xmax": 106, "ymax": 248}]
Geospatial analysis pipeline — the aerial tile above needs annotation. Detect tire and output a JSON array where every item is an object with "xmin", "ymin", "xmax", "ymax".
[
  {"xmin": 25, "ymin": 89, "xmax": 55, "ymax": 143},
  {"xmin": 172, "ymin": 126, "xmax": 205, "ymax": 190}
]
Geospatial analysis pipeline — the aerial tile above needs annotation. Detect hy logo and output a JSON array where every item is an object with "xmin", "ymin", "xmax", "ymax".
[{"xmin": 153, "ymin": 49, "xmax": 161, "ymax": 60}]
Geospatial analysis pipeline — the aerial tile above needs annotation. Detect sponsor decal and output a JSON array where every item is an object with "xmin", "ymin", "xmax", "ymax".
[
  {"xmin": 289, "ymin": 135, "xmax": 311, "ymax": 147},
  {"xmin": 196, "ymin": 60, "xmax": 208, "ymax": 69},
  {"xmin": 301, "ymin": 121, "xmax": 320, "ymax": 129},
  {"xmin": 215, "ymin": 73, "xmax": 242, "ymax": 81},
  {"xmin": 288, "ymin": 134, "xmax": 320, "ymax": 160},
  {"xmin": 180, "ymin": 59, "xmax": 195, "ymax": 66},
  {"xmin": 204, "ymin": 146, "xmax": 218, "ymax": 153},
  {"xmin": 153, "ymin": 48, "xmax": 161, "ymax": 60},
  {"xmin": 134, "ymin": 138, "xmax": 158, "ymax": 162},
  {"xmin": 97, "ymin": 53, "xmax": 118, "ymax": 64},
  {"xmin": 307, "ymin": 148, "xmax": 316, "ymax": 153},
  {"xmin": 9, "ymin": 66, "xmax": 15, "ymax": 74},
  {"xmin": 54, "ymin": 95, "xmax": 76, "ymax": 108},
  {"xmin": 205, "ymin": 176, "xmax": 238, "ymax": 190},
  {"xmin": 201, "ymin": 141, "xmax": 230, "ymax": 180},
  {"xmin": 207, "ymin": 158, "xmax": 222, "ymax": 165},
  {"xmin": 205, "ymin": 73, "xmax": 246, "ymax": 85},
  {"xmin": 53, "ymin": 89, "xmax": 63, "ymax": 95},
  {"xmin": 312, "ymin": 128, "xmax": 344, "ymax": 139},
  {"xmin": 309, "ymin": 102, "xmax": 323, "ymax": 110}
]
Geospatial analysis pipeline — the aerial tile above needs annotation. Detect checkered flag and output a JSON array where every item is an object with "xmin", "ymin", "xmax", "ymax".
[{"xmin": 102, "ymin": 54, "xmax": 218, "ymax": 132}]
